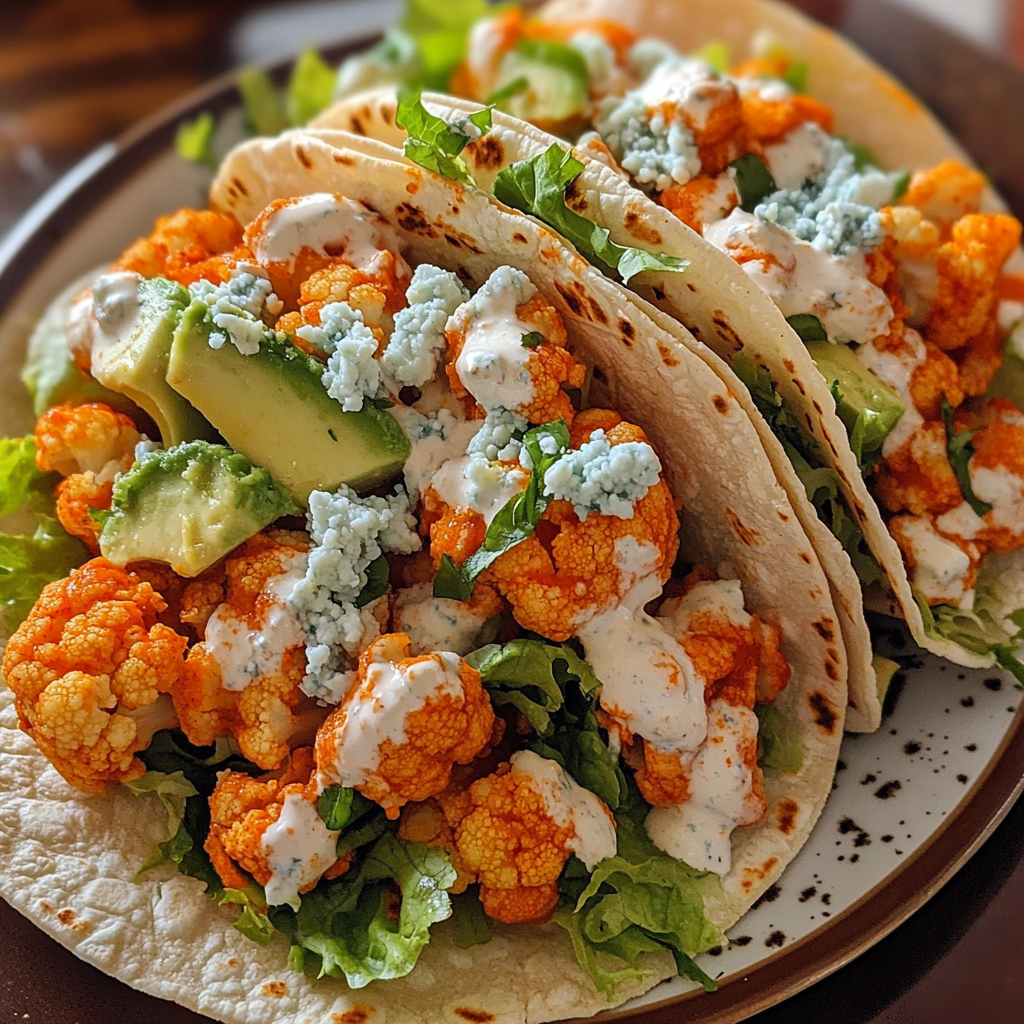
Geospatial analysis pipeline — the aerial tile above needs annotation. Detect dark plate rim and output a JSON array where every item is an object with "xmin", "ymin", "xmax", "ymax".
[{"xmin": 0, "ymin": 24, "xmax": 1022, "ymax": 1024}]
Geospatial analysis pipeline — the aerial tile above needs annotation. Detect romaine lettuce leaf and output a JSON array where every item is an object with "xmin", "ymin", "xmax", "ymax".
[
  {"xmin": 0, "ymin": 437, "xmax": 89, "ymax": 634},
  {"xmin": 287, "ymin": 48, "xmax": 336, "ymax": 126},
  {"xmin": 492, "ymin": 144, "xmax": 689, "ymax": 284},
  {"xmin": 397, "ymin": 88, "xmax": 493, "ymax": 186},
  {"xmin": 221, "ymin": 886, "xmax": 276, "ymax": 946},
  {"xmin": 271, "ymin": 833, "xmax": 456, "ymax": 989},
  {"xmin": 174, "ymin": 112, "xmax": 217, "ymax": 167}
]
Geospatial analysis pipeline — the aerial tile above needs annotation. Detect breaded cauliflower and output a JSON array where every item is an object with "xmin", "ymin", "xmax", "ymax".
[
  {"xmin": 875, "ymin": 421, "xmax": 964, "ymax": 517},
  {"xmin": 175, "ymin": 530, "xmax": 312, "ymax": 770},
  {"xmin": 1, "ymin": 559, "xmax": 188, "ymax": 794},
  {"xmin": 445, "ymin": 291, "xmax": 586, "ymax": 426},
  {"xmin": 739, "ymin": 86, "xmax": 833, "ymax": 147},
  {"xmin": 112, "ymin": 208, "xmax": 244, "ymax": 286},
  {"xmin": 908, "ymin": 340, "xmax": 964, "ymax": 421},
  {"xmin": 34, "ymin": 403, "xmax": 144, "ymax": 552},
  {"xmin": 315, "ymin": 633, "xmax": 496, "ymax": 819},
  {"xmin": 901, "ymin": 160, "xmax": 985, "ymax": 229},
  {"xmin": 205, "ymin": 746, "xmax": 351, "ymax": 892}
]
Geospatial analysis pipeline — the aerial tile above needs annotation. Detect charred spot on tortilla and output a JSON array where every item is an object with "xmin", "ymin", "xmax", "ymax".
[
  {"xmin": 812, "ymin": 399, "xmax": 824, "ymax": 415},
  {"xmin": 406, "ymin": 182, "xmax": 419, "ymax": 195},
  {"xmin": 659, "ymin": 342, "xmax": 681, "ymax": 367},
  {"xmin": 777, "ymin": 510, "xmax": 790, "ymax": 522},
  {"xmin": 793, "ymin": 378, "xmax": 806, "ymax": 396},
  {"xmin": 382, "ymin": 102, "xmax": 394, "ymax": 126},
  {"xmin": 467, "ymin": 135, "xmax": 504, "ymax": 170},
  {"xmin": 725, "ymin": 508, "xmax": 761, "ymax": 547},
  {"xmin": 799, "ymin": 552, "xmax": 812, "ymax": 564},
  {"xmin": 564, "ymin": 174, "xmax": 588, "ymax": 213},
  {"xmin": 295, "ymin": 145, "xmax": 313, "ymax": 170},
  {"xmin": 825, "ymin": 658, "xmax": 840, "ymax": 682},
  {"xmin": 686, "ymin": 282, "xmax": 698, "ymax": 293},
  {"xmin": 652, "ymin": 284, "xmax": 667, "ymax": 300},
  {"xmin": 775, "ymin": 798, "xmax": 800, "ymax": 836},
  {"xmin": 454, "ymin": 1009, "xmax": 496, "ymax": 1024},
  {"xmin": 555, "ymin": 281, "xmax": 584, "ymax": 316},
  {"xmin": 396, "ymin": 202, "xmax": 435, "ymax": 236},
  {"xmin": 813, "ymin": 620, "xmax": 836, "ymax": 643},
  {"xmin": 262, "ymin": 982, "xmax": 287, "ymax": 998},
  {"xmin": 512, "ymin": 232, "xmax": 528, "ymax": 244},
  {"xmin": 623, "ymin": 207, "xmax": 663, "ymax": 246},
  {"xmin": 586, "ymin": 295, "xmax": 609, "ymax": 324},
  {"xmin": 231, "ymin": 176, "xmax": 249, "ymax": 197},
  {"xmin": 350, "ymin": 113, "xmax": 366, "ymax": 135},
  {"xmin": 444, "ymin": 231, "xmax": 484, "ymax": 254},
  {"xmin": 809, "ymin": 691, "xmax": 839, "ymax": 733},
  {"xmin": 56, "ymin": 908, "xmax": 92, "ymax": 934},
  {"xmin": 711, "ymin": 310, "xmax": 743, "ymax": 353},
  {"xmin": 333, "ymin": 1008, "xmax": 374, "ymax": 1024},
  {"xmin": 333, "ymin": 153, "xmax": 356, "ymax": 166},
  {"xmin": 712, "ymin": 394, "xmax": 729, "ymax": 414},
  {"xmin": 743, "ymin": 863, "xmax": 781, "ymax": 895}
]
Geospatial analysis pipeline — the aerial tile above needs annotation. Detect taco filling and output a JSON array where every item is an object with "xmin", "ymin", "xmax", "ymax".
[
  {"xmin": 1, "ymin": 190, "xmax": 807, "ymax": 998},
  {"xmin": 336, "ymin": 1, "xmax": 1024, "ymax": 672}
]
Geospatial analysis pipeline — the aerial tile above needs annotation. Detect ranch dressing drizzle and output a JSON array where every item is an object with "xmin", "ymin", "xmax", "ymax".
[
  {"xmin": 250, "ymin": 193, "xmax": 406, "ymax": 274},
  {"xmin": 319, "ymin": 648, "xmax": 464, "ymax": 787},
  {"xmin": 644, "ymin": 700, "xmax": 763, "ymax": 874},
  {"xmin": 703, "ymin": 209, "xmax": 893, "ymax": 344},
  {"xmin": 895, "ymin": 516, "xmax": 975, "ymax": 606},
  {"xmin": 205, "ymin": 553, "xmax": 308, "ymax": 692},
  {"xmin": 75, "ymin": 271, "xmax": 142, "ymax": 375},
  {"xmin": 763, "ymin": 123, "xmax": 830, "ymax": 191},
  {"xmin": 390, "ymin": 406, "xmax": 480, "ymax": 502},
  {"xmin": 854, "ymin": 328, "xmax": 926, "ymax": 457},
  {"xmin": 430, "ymin": 454, "xmax": 529, "ymax": 525},
  {"xmin": 657, "ymin": 579, "xmax": 752, "ymax": 634},
  {"xmin": 261, "ymin": 791, "xmax": 340, "ymax": 908},
  {"xmin": 510, "ymin": 750, "xmax": 617, "ymax": 870},
  {"xmin": 392, "ymin": 583, "xmax": 491, "ymax": 656}
]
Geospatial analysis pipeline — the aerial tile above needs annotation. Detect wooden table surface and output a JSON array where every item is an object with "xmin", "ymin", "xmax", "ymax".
[{"xmin": 1, "ymin": 2, "xmax": 1023, "ymax": 1022}]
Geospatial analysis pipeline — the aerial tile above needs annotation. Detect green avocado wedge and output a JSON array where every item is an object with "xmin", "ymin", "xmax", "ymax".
[
  {"xmin": 89, "ymin": 277, "xmax": 218, "ymax": 446},
  {"xmin": 99, "ymin": 441, "xmax": 299, "ymax": 576},
  {"xmin": 165, "ymin": 300, "xmax": 411, "ymax": 504}
]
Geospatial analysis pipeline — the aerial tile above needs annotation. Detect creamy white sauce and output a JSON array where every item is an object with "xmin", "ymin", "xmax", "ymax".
[
  {"xmin": 392, "ymin": 583, "xmax": 492, "ymax": 656},
  {"xmin": 319, "ymin": 645, "xmax": 464, "ymax": 787},
  {"xmin": 250, "ymin": 193, "xmax": 407, "ymax": 275},
  {"xmin": 638, "ymin": 60, "xmax": 734, "ymax": 132},
  {"xmin": 613, "ymin": 537, "xmax": 661, "ymax": 594},
  {"xmin": 704, "ymin": 209, "xmax": 893, "ymax": 344},
  {"xmin": 971, "ymin": 467, "xmax": 1024, "ymax": 533},
  {"xmin": 390, "ymin": 405, "xmax": 479, "ymax": 502},
  {"xmin": 510, "ymin": 750, "xmax": 617, "ymax": 870},
  {"xmin": 451, "ymin": 268, "xmax": 538, "ymax": 414},
  {"xmin": 852, "ymin": 328, "xmax": 926, "ymax": 457},
  {"xmin": 644, "ymin": 699, "xmax": 762, "ymax": 874},
  {"xmin": 895, "ymin": 516, "xmax": 974, "ymax": 606},
  {"xmin": 579, "ymin": 596, "xmax": 707, "ymax": 757},
  {"xmin": 764, "ymin": 123, "xmax": 830, "ymax": 191},
  {"xmin": 261, "ymin": 791, "xmax": 340, "ymax": 908},
  {"xmin": 205, "ymin": 553, "xmax": 308, "ymax": 692},
  {"xmin": 657, "ymin": 579, "xmax": 752, "ymax": 635},
  {"xmin": 431, "ymin": 454, "xmax": 529, "ymax": 525},
  {"xmin": 693, "ymin": 171, "xmax": 740, "ymax": 231},
  {"xmin": 82, "ymin": 272, "xmax": 142, "ymax": 375}
]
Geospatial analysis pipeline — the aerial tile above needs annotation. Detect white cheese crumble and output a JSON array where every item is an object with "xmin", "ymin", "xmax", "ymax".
[
  {"xmin": 466, "ymin": 408, "xmax": 529, "ymax": 463},
  {"xmin": 626, "ymin": 37, "xmax": 679, "ymax": 81},
  {"xmin": 381, "ymin": 264, "xmax": 470, "ymax": 390},
  {"xmin": 189, "ymin": 267, "xmax": 282, "ymax": 355},
  {"xmin": 296, "ymin": 301, "xmax": 380, "ymax": 412},
  {"xmin": 542, "ymin": 428, "xmax": 661, "ymax": 520}
]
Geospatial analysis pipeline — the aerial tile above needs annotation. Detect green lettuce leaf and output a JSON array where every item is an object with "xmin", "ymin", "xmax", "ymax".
[
  {"xmin": 287, "ymin": 48, "xmax": 336, "ymax": 126},
  {"xmin": 451, "ymin": 886, "xmax": 493, "ymax": 948},
  {"xmin": 394, "ymin": 0, "xmax": 491, "ymax": 91},
  {"xmin": 754, "ymin": 703, "xmax": 804, "ymax": 772},
  {"xmin": 492, "ymin": 143, "xmax": 689, "ymax": 284},
  {"xmin": 174, "ymin": 111, "xmax": 217, "ymax": 167},
  {"xmin": 785, "ymin": 313, "xmax": 827, "ymax": 342},
  {"xmin": 356, "ymin": 553, "xmax": 390, "ymax": 609},
  {"xmin": 270, "ymin": 833, "xmax": 456, "ymax": 989},
  {"xmin": 397, "ymin": 88, "xmax": 493, "ymax": 186},
  {"xmin": 0, "ymin": 437, "xmax": 89, "ymax": 633},
  {"xmin": 122, "ymin": 770, "xmax": 198, "ymax": 838},
  {"xmin": 237, "ymin": 66, "xmax": 288, "ymax": 136},
  {"xmin": 466, "ymin": 637, "xmax": 626, "ymax": 808},
  {"xmin": 221, "ymin": 886, "xmax": 276, "ymax": 946},
  {"xmin": 433, "ymin": 419, "xmax": 570, "ymax": 600},
  {"xmin": 731, "ymin": 153, "xmax": 777, "ymax": 213},
  {"xmin": 941, "ymin": 393, "xmax": 992, "ymax": 518}
]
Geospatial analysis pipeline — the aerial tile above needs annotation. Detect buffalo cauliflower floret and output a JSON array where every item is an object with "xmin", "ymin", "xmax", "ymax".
[
  {"xmin": 205, "ymin": 746, "xmax": 351, "ymax": 893},
  {"xmin": 445, "ymin": 281, "xmax": 586, "ymax": 426},
  {"xmin": 176, "ymin": 530, "xmax": 315, "ymax": 770},
  {"xmin": 34, "ymin": 403, "xmax": 144, "ymax": 552},
  {"xmin": 112, "ymin": 208, "xmax": 245, "ymax": 286},
  {"xmin": 314, "ymin": 633, "xmax": 496, "ymax": 819},
  {"xmin": 1, "ymin": 559, "xmax": 187, "ymax": 794},
  {"xmin": 900, "ymin": 160, "xmax": 985, "ymax": 229},
  {"xmin": 889, "ymin": 513, "xmax": 983, "ymax": 607}
]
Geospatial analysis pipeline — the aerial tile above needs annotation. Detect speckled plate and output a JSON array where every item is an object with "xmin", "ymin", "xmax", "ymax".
[{"xmin": 1, "ymin": 19, "xmax": 1023, "ymax": 1024}]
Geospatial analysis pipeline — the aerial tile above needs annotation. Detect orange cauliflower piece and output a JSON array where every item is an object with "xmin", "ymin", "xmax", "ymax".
[
  {"xmin": 112, "ymin": 208, "xmax": 244, "ymax": 286},
  {"xmin": 315, "ymin": 633, "xmax": 496, "ymax": 819},
  {"xmin": 909, "ymin": 340, "xmax": 964, "ymax": 421},
  {"xmin": 660, "ymin": 173, "xmax": 740, "ymax": 234},
  {"xmin": 205, "ymin": 747, "xmax": 351, "ymax": 892},
  {"xmin": 889, "ymin": 514, "xmax": 983, "ymax": 606},
  {"xmin": 452, "ymin": 762, "xmax": 574, "ymax": 924},
  {"xmin": 924, "ymin": 213, "xmax": 1021, "ymax": 352},
  {"xmin": 875, "ymin": 421, "xmax": 963, "ymax": 517},
  {"xmin": 445, "ymin": 292, "xmax": 586, "ymax": 426},
  {"xmin": 901, "ymin": 160, "xmax": 985, "ymax": 230},
  {"xmin": 176, "ymin": 530, "xmax": 312, "ymax": 769},
  {"xmin": 1, "ymin": 559, "xmax": 188, "ymax": 794},
  {"xmin": 740, "ymin": 87, "xmax": 833, "ymax": 147}
]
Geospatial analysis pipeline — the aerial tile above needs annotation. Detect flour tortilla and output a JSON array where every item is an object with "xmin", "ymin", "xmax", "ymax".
[
  {"xmin": 313, "ymin": 0, "xmax": 1024, "ymax": 709},
  {"xmin": 0, "ymin": 129, "xmax": 847, "ymax": 1023}
]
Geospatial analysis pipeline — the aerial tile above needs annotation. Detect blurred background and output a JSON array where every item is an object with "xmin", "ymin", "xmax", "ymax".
[{"xmin": 1, "ymin": 0, "xmax": 1024, "ymax": 237}]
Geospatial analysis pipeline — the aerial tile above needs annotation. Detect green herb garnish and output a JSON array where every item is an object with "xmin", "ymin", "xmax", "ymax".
[
  {"xmin": 356, "ymin": 553, "xmax": 390, "ymax": 608},
  {"xmin": 731, "ymin": 152, "xmax": 777, "ymax": 213},
  {"xmin": 941, "ymin": 393, "xmax": 992, "ymax": 518},
  {"xmin": 521, "ymin": 331, "xmax": 544, "ymax": 348}
]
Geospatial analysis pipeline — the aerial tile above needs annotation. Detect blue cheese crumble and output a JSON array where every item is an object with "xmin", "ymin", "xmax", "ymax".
[
  {"xmin": 286, "ymin": 484, "xmax": 420, "ymax": 702},
  {"xmin": 189, "ymin": 268, "xmax": 283, "ymax": 355},
  {"xmin": 755, "ymin": 134, "xmax": 903, "ymax": 256},
  {"xmin": 381, "ymin": 264, "xmax": 469, "ymax": 389},
  {"xmin": 296, "ymin": 301, "xmax": 380, "ymax": 412},
  {"xmin": 543, "ymin": 429, "xmax": 661, "ymax": 520},
  {"xmin": 467, "ymin": 408, "xmax": 528, "ymax": 463}
]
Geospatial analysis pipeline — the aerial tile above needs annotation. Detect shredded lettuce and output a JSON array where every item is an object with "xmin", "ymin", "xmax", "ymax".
[
  {"xmin": 466, "ymin": 638, "xmax": 626, "ymax": 808},
  {"xmin": 754, "ymin": 704, "xmax": 804, "ymax": 772},
  {"xmin": 174, "ymin": 112, "xmax": 217, "ymax": 167},
  {"xmin": 492, "ymin": 143, "xmax": 689, "ymax": 284},
  {"xmin": 392, "ymin": 0, "xmax": 491, "ymax": 91},
  {"xmin": 237, "ymin": 66, "xmax": 288, "ymax": 136},
  {"xmin": 221, "ymin": 886, "xmax": 276, "ymax": 946},
  {"xmin": 397, "ymin": 88, "xmax": 493, "ymax": 186},
  {"xmin": 433, "ymin": 419, "xmax": 570, "ymax": 600},
  {"xmin": 271, "ymin": 833, "xmax": 456, "ymax": 989},
  {"xmin": 287, "ymin": 48, "xmax": 336, "ymax": 126},
  {"xmin": 555, "ymin": 787, "xmax": 722, "ymax": 997},
  {"xmin": 0, "ymin": 437, "xmax": 89, "ymax": 634},
  {"xmin": 122, "ymin": 770, "xmax": 198, "ymax": 840}
]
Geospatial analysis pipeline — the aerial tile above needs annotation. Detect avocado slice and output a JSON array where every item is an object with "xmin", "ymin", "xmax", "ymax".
[
  {"xmin": 872, "ymin": 654, "xmax": 901, "ymax": 706},
  {"xmin": 99, "ymin": 440, "xmax": 299, "ymax": 576},
  {"xmin": 90, "ymin": 276, "xmax": 218, "ymax": 446},
  {"xmin": 165, "ymin": 300, "xmax": 411, "ymax": 504},
  {"xmin": 21, "ymin": 273, "xmax": 147, "ymax": 420},
  {"xmin": 806, "ymin": 340, "xmax": 905, "ymax": 467}
]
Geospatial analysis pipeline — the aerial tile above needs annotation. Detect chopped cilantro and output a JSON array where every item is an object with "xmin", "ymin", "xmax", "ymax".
[
  {"xmin": 521, "ymin": 331, "xmax": 544, "ymax": 348},
  {"xmin": 941, "ymin": 393, "xmax": 992, "ymax": 517}
]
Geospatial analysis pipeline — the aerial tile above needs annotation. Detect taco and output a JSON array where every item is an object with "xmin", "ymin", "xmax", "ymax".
[
  {"xmin": 319, "ymin": 0, "xmax": 1024, "ymax": 727},
  {"xmin": 0, "ymin": 129, "xmax": 848, "ymax": 1022}
]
